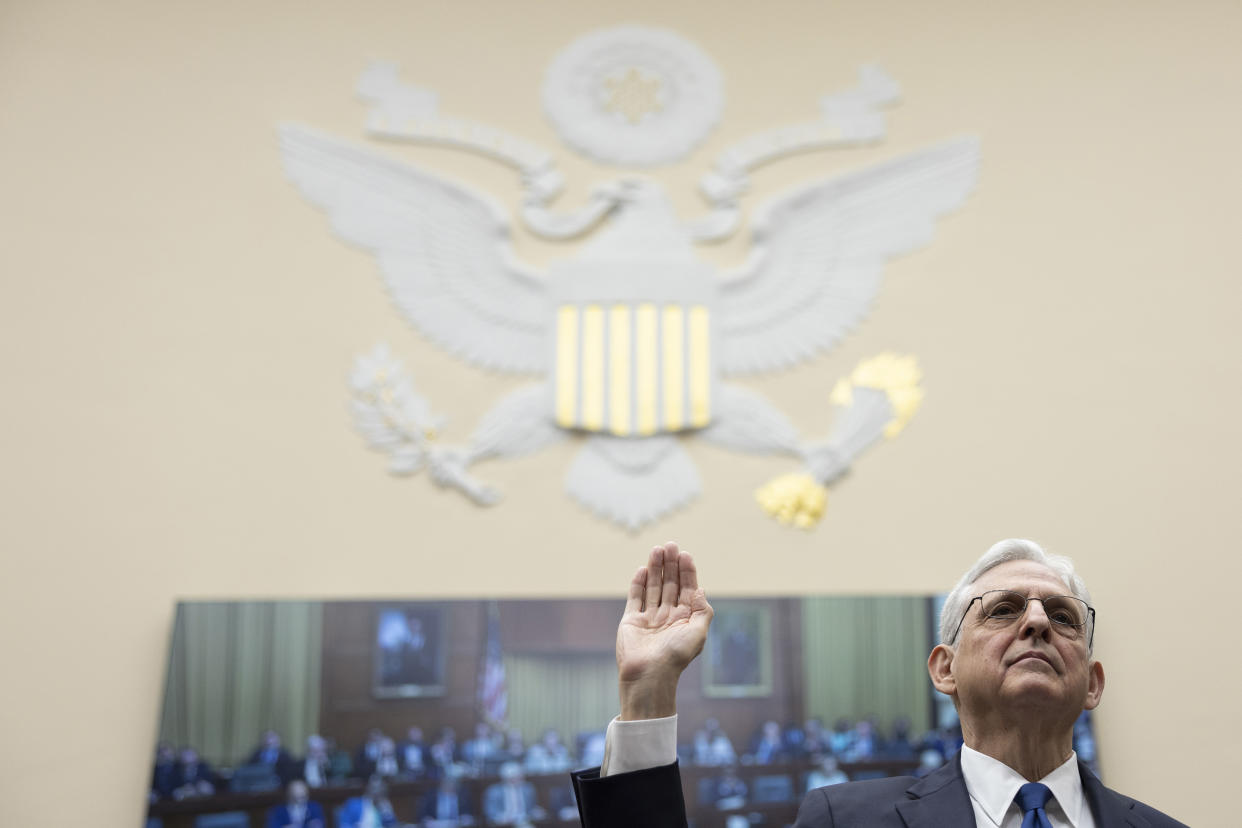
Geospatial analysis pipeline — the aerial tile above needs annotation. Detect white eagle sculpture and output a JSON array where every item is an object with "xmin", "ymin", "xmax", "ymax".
[{"xmin": 279, "ymin": 53, "xmax": 978, "ymax": 530}]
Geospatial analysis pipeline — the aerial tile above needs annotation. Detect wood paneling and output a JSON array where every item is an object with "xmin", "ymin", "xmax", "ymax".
[
  {"xmin": 319, "ymin": 601, "xmax": 485, "ymax": 747},
  {"xmin": 497, "ymin": 598, "xmax": 619, "ymax": 654},
  {"xmin": 318, "ymin": 598, "xmax": 809, "ymax": 760}
]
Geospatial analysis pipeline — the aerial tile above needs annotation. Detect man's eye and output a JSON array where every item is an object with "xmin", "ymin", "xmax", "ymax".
[
  {"xmin": 1050, "ymin": 610, "xmax": 1076, "ymax": 625},
  {"xmin": 989, "ymin": 602, "xmax": 1020, "ymax": 617}
]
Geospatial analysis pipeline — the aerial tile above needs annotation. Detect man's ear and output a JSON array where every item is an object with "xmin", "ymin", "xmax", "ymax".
[
  {"xmin": 1084, "ymin": 659, "xmax": 1105, "ymax": 710},
  {"xmin": 928, "ymin": 644, "xmax": 956, "ymax": 696}
]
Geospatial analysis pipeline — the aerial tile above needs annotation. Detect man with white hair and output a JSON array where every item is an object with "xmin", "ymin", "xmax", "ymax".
[{"xmin": 570, "ymin": 540, "xmax": 1186, "ymax": 827}]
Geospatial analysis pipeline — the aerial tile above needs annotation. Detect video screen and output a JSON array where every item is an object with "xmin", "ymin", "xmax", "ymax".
[{"xmin": 146, "ymin": 595, "xmax": 1098, "ymax": 828}]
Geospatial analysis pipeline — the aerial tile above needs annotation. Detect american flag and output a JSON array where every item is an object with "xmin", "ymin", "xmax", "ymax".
[{"xmin": 477, "ymin": 601, "xmax": 508, "ymax": 729}]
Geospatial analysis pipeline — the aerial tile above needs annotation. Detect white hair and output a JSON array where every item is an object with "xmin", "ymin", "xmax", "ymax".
[{"xmin": 938, "ymin": 539, "xmax": 1095, "ymax": 654}]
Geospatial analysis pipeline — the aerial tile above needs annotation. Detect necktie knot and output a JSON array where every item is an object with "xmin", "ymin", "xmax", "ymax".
[{"xmin": 1016, "ymin": 782, "xmax": 1054, "ymax": 828}]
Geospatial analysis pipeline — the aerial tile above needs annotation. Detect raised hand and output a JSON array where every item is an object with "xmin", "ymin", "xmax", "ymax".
[{"xmin": 615, "ymin": 542, "xmax": 713, "ymax": 720}]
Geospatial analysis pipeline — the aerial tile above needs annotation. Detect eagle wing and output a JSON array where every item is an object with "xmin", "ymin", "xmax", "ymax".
[
  {"xmin": 717, "ymin": 137, "xmax": 980, "ymax": 375},
  {"xmin": 280, "ymin": 124, "xmax": 547, "ymax": 373}
]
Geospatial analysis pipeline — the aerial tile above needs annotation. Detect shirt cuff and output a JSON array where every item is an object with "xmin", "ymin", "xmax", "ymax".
[{"xmin": 600, "ymin": 714, "xmax": 678, "ymax": 777}]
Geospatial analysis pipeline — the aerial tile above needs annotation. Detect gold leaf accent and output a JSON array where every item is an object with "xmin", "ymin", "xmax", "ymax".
[
  {"xmin": 836, "ymin": 352, "xmax": 924, "ymax": 438},
  {"xmin": 756, "ymin": 472, "xmax": 828, "ymax": 529}
]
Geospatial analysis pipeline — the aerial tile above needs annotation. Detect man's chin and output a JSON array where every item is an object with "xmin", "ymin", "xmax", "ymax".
[{"xmin": 999, "ymin": 674, "xmax": 1073, "ymax": 708}]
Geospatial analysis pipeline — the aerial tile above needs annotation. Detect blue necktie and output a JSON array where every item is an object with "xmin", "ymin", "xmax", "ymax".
[{"xmin": 1016, "ymin": 782, "xmax": 1054, "ymax": 828}]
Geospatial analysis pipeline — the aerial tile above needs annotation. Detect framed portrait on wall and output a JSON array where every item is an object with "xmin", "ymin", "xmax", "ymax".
[
  {"xmin": 702, "ymin": 601, "xmax": 773, "ymax": 698},
  {"xmin": 373, "ymin": 605, "xmax": 447, "ymax": 698}
]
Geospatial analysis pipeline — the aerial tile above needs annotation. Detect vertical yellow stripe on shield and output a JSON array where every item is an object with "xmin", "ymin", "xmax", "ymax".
[
  {"xmin": 662, "ymin": 305, "xmax": 684, "ymax": 430},
  {"xmin": 555, "ymin": 306, "xmax": 578, "ymax": 428},
  {"xmin": 635, "ymin": 304, "xmax": 658, "ymax": 436},
  {"xmin": 581, "ymin": 305, "xmax": 605, "ymax": 431},
  {"xmin": 609, "ymin": 305, "xmax": 632, "ymax": 435},
  {"xmin": 689, "ymin": 306, "xmax": 711, "ymax": 427}
]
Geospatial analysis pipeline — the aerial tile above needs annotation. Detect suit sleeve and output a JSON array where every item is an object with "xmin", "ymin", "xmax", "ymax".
[{"xmin": 571, "ymin": 761, "xmax": 687, "ymax": 828}]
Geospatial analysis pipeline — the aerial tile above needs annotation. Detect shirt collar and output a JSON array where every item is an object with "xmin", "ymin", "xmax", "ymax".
[{"xmin": 960, "ymin": 745, "xmax": 1086, "ymax": 827}]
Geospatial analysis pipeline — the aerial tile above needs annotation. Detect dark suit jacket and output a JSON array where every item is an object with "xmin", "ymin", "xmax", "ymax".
[
  {"xmin": 571, "ymin": 761, "xmax": 687, "ymax": 828},
  {"xmin": 571, "ymin": 754, "xmax": 1187, "ymax": 828},
  {"xmin": 250, "ymin": 747, "xmax": 300, "ymax": 785},
  {"xmin": 151, "ymin": 761, "xmax": 178, "ymax": 798}
]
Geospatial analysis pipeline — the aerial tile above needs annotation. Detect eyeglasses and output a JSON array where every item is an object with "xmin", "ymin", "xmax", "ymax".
[{"xmin": 951, "ymin": 590, "xmax": 1095, "ymax": 648}]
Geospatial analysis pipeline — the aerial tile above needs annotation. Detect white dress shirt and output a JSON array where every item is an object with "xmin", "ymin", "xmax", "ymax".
[
  {"xmin": 600, "ymin": 715, "xmax": 678, "ymax": 776},
  {"xmin": 960, "ymin": 745, "xmax": 1096, "ymax": 828}
]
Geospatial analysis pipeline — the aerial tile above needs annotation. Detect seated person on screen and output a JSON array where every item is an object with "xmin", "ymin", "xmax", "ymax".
[
  {"xmin": 463, "ymin": 722, "xmax": 502, "ymax": 771},
  {"xmin": 172, "ymin": 746, "xmax": 217, "ymax": 799},
  {"xmin": 400, "ymin": 726, "xmax": 428, "ymax": 777},
  {"xmin": 749, "ymin": 720, "xmax": 789, "ymax": 765},
  {"xmin": 502, "ymin": 729, "xmax": 526, "ymax": 764},
  {"xmin": 483, "ymin": 761, "xmax": 545, "ymax": 826},
  {"xmin": 151, "ymin": 742, "xmax": 178, "ymax": 801},
  {"xmin": 340, "ymin": 776, "xmax": 399, "ymax": 828},
  {"xmin": 524, "ymin": 729, "xmax": 572, "ymax": 775},
  {"xmin": 326, "ymin": 736, "xmax": 355, "ymax": 781},
  {"xmin": 691, "ymin": 718, "xmax": 736, "ymax": 766},
  {"xmin": 356, "ymin": 728, "xmax": 386, "ymax": 775},
  {"xmin": 799, "ymin": 717, "xmax": 827, "ymax": 759},
  {"xmin": 429, "ymin": 727, "xmax": 460, "ymax": 773},
  {"xmin": 827, "ymin": 718, "xmax": 853, "ymax": 757},
  {"xmin": 419, "ymin": 767, "xmax": 475, "ymax": 827},
  {"xmin": 250, "ymin": 729, "xmax": 299, "ymax": 785},
  {"xmin": 300, "ymin": 734, "xmax": 331, "ymax": 789},
  {"xmin": 804, "ymin": 756, "xmax": 848, "ymax": 792},
  {"xmin": 846, "ymin": 719, "xmax": 880, "ymax": 762},
  {"xmin": 373, "ymin": 738, "xmax": 401, "ymax": 779},
  {"xmin": 568, "ymin": 540, "xmax": 1188, "ymax": 827},
  {"xmin": 267, "ymin": 780, "xmax": 325, "ymax": 828}
]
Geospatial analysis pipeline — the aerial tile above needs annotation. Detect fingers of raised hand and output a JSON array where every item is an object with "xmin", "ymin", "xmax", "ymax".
[
  {"xmin": 644, "ymin": 545, "xmax": 664, "ymax": 612},
  {"xmin": 677, "ymin": 550, "xmax": 700, "ymax": 606},
  {"xmin": 626, "ymin": 566, "xmax": 647, "ymax": 615},
  {"xmin": 631, "ymin": 543, "xmax": 700, "ymax": 618},
  {"xmin": 660, "ymin": 542, "xmax": 681, "ymax": 609}
]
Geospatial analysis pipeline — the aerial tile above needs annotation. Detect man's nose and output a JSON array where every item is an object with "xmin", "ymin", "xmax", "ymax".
[{"xmin": 1019, "ymin": 598, "xmax": 1053, "ymax": 640}]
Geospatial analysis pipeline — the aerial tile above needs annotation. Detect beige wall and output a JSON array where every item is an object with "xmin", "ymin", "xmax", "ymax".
[{"xmin": 1, "ymin": 1, "xmax": 1237, "ymax": 824}]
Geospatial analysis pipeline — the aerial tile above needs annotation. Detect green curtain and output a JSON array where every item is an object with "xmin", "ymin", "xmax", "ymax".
[
  {"xmin": 502, "ymin": 653, "xmax": 617, "ymax": 745},
  {"xmin": 158, "ymin": 601, "xmax": 323, "ymax": 766},
  {"xmin": 801, "ymin": 597, "xmax": 932, "ymax": 734}
]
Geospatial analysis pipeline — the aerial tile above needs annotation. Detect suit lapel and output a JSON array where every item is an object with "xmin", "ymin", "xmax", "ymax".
[
  {"xmin": 1080, "ymin": 761, "xmax": 1150, "ymax": 828},
  {"xmin": 893, "ymin": 754, "xmax": 976, "ymax": 828}
]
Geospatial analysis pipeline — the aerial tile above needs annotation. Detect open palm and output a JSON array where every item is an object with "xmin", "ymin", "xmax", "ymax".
[{"xmin": 615, "ymin": 543, "xmax": 713, "ymax": 718}]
